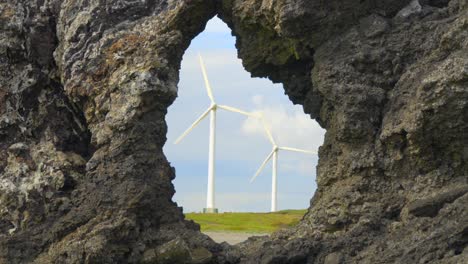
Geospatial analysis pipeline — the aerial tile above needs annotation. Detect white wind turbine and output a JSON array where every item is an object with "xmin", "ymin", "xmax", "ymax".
[
  {"xmin": 174, "ymin": 53, "xmax": 253, "ymax": 213},
  {"xmin": 250, "ymin": 116, "xmax": 317, "ymax": 212}
]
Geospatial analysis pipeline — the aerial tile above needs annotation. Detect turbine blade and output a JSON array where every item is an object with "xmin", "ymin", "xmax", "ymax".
[
  {"xmin": 174, "ymin": 107, "xmax": 212, "ymax": 144},
  {"xmin": 260, "ymin": 116, "xmax": 276, "ymax": 145},
  {"xmin": 198, "ymin": 53, "xmax": 215, "ymax": 103},
  {"xmin": 279, "ymin": 146, "xmax": 317, "ymax": 155},
  {"xmin": 217, "ymin": 105, "xmax": 252, "ymax": 117},
  {"xmin": 250, "ymin": 149, "xmax": 275, "ymax": 183}
]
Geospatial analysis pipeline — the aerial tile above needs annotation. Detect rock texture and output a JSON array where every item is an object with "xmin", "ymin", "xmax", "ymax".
[
  {"xmin": 0, "ymin": 0, "xmax": 467, "ymax": 263},
  {"xmin": 1, "ymin": 1, "xmax": 223, "ymax": 263}
]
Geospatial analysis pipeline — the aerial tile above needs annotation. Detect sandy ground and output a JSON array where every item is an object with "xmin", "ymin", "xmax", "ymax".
[{"xmin": 203, "ymin": 231, "xmax": 269, "ymax": 245}]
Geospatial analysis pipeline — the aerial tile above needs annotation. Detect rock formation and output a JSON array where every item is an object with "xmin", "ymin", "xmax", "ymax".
[{"xmin": 0, "ymin": 0, "xmax": 466, "ymax": 263}]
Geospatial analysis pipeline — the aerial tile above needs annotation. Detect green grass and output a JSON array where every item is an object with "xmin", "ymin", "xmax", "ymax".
[{"xmin": 185, "ymin": 209, "xmax": 307, "ymax": 233}]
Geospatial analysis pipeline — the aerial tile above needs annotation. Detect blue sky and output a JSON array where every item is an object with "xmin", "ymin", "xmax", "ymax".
[{"xmin": 163, "ymin": 17, "xmax": 325, "ymax": 213}]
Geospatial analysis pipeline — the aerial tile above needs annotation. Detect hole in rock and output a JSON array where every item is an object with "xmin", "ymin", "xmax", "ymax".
[{"xmin": 163, "ymin": 17, "xmax": 325, "ymax": 245}]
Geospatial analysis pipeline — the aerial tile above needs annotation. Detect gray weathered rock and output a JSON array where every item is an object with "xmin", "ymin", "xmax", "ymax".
[{"xmin": 0, "ymin": 0, "xmax": 466, "ymax": 263}]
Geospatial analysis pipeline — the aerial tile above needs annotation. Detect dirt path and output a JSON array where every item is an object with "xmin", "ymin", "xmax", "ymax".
[{"xmin": 203, "ymin": 231, "xmax": 269, "ymax": 245}]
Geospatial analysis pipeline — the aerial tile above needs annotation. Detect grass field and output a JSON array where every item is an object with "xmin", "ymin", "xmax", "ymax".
[{"xmin": 185, "ymin": 209, "xmax": 307, "ymax": 233}]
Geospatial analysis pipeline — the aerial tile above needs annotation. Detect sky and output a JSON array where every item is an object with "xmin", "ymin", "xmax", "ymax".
[{"xmin": 163, "ymin": 17, "xmax": 325, "ymax": 213}]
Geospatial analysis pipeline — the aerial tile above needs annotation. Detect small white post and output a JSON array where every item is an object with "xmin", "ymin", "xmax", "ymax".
[{"xmin": 271, "ymin": 150, "xmax": 278, "ymax": 212}]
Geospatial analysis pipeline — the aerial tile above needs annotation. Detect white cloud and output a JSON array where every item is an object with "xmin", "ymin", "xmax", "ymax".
[
  {"xmin": 252, "ymin": 94, "xmax": 264, "ymax": 105},
  {"xmin": 239, "ymin": 96, "xmax": 325, "ymax": 178},
  {"xmin": 241, "ymin": 96, "xmax": 325, "ymax": 151}
]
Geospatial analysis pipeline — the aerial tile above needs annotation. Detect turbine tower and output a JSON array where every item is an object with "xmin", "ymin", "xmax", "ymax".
[
  {"xmin": 250, "ymin": 116, "xmax": 317, "ymax": 212},
  {"xmin": 174, "ymin": 53, "xmax": 253, "ymax": 213}
]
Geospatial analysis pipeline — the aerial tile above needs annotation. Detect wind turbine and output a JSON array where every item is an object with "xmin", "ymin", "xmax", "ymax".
[
  {"xmin": 174, "ymin": 53, "xmax": 253, "ymax": 213},
  {"xmin": 250, "ymin": 116, "xmax": 317, "ymax": 212}
]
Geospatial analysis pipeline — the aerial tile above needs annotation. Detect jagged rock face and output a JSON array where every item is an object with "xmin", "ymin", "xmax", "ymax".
[
  {"xmin": 221, "ymin": 0, "xmax": 467, "ymax": 263},
  {"xmin": 0, "ymin": 0, "xmax": 466, "ymax": 263},
  {"xmin": 1, "ymin": 1, "xmax": 222, "ymax": 263}
]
